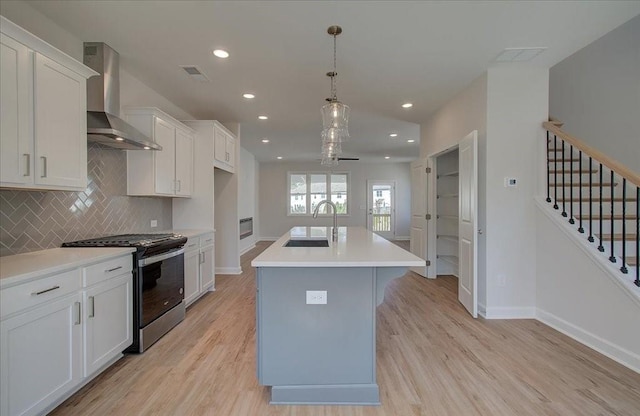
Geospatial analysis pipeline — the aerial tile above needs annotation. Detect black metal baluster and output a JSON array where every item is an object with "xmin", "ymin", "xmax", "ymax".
[
  {"xmin": 546, "ymin": 131, "xmax": 551, "ymax": 203},
  {"xmin": 562, "ymin": 141, "xmax": 567, "ymax": 217},
  {"xmin": 620, "ymin": 178, "xmax": 628, "ymax": 274},
  {"xmin": 635, "ymin": 186, "xmax": 639, "ymax": 287},
  {"xmin": 598, "ymin": 165, "xmax": 605, "ymax": 252},
  {"xmin": 553, "ymin": 135, "xmax": 558, "ymax": 210},
  {"xmin": 588, "ymin": 157, "xmax": 594, "ymax": 242},
  {"xmin": 569, "ymin": 145, "xmax": 575, "ymax": 224},
  {"xmin": 609, "ymin": 170, "xmax": 616, "ymax": 263},
  {"xmin": 578, "ymin": 151, "xmax": 584, "ymax": 233}
]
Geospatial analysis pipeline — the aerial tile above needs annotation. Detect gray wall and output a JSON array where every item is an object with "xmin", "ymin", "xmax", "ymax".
[
  {"xmin": 0, "ymin": 145, "xmax": 172, "ymax": 256},
  {"xmin": 239, "ymin": 147, "xmax": 259, "ymax": 254},
  {"xmin": 550, "ymin": 15, "xmax": 640, "ymax": 172},
  {"xmin": 259, "ymin": 161, "xmax": 412, "ymax": 239}
]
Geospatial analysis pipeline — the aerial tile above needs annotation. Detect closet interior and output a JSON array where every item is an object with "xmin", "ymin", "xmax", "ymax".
[{"xmin": 435, "ymin": 148, "xmax": 460, "ymax": 277}]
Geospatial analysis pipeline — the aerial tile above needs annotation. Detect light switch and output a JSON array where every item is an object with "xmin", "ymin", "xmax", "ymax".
[
  {"xmin": 150, "ymin": 220, "xmax": 158, "ymax": 227},
  {"xmin": 504, "ymin": 177, "xmax": 517, "ymax": 188},
  {"xmin": 306, "ymin": 290, "xmax": 327, "ymax": 305}
]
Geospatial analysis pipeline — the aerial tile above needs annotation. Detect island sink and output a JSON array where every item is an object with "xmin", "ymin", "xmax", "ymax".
[{"xmin": 283, "ymin": 239, "xmax": 329, "ymax": 247}]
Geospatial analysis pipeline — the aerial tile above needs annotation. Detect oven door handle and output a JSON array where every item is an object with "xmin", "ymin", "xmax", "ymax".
[{"xmin": 138, "ymin": 248, "xmax": 185, "ymax": 267}]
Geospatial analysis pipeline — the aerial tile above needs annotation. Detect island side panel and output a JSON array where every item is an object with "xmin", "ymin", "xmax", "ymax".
[{"xmin": 257, "ymin": 267, "xmax": 376, "ymax": 387}]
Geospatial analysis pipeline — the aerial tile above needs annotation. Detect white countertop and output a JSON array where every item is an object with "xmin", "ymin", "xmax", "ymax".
[
  {"xmin": 0, "ymin": 247, "xmax": 135, "ymax": 289},
  {"xmin": 251, "ymin": 226, "xmax": 425, "ymax": 268}
]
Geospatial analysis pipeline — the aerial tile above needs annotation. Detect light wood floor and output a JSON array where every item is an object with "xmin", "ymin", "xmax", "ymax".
[{"xmin": 51, "ymin": 241, "xmax": 640, "ymax": 416}]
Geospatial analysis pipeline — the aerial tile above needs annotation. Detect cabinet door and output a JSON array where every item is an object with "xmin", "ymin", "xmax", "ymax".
[
  {"xmin": 214, "ymin": 126, "xmax": 227, "ymax": 166},
  {"xmin": 83, "ymin": 274, "xmax": 132, "ymax": 377},
  {"xmin": 153, "ymin": 117, "xmax": 176, "ymax": 195},
  {"xmin": 225, "ymin": 135, "xmax": 235, "ymax": 171},
  {"xmin": 174, "ymin": 128, "xmax": 193, "ymax": 197},
  {"xmin": 184, "ymin": 247, "xmax": 200, "ymax": 306},
  {"xmin": 200, "ymin": 244, "xmax": 215, "ymax": 291},
  {"xmin": 0, "ymin": 34, "xmax": 33, "ymax": 186},
  {"xmin": 34, "ymin": 53, "xmax": 87, "ymax": 190},
  {"xmin": 0, "ymin": 293, "xmax": 82, "ymax": 416}
]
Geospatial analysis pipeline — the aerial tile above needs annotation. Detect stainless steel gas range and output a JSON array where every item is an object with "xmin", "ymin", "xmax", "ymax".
[{"xmin": 63, "ymin": 233, "xmax": 187, "ymax": 352}]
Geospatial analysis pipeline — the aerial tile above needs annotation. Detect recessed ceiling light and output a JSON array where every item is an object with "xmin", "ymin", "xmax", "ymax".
[
  {"xmin": 115, "ymin": 137, "xmax": 124, "ymax": 141},
  {"xmin": 261, "ymin": 139, "xmax": 270, "ymax": 143},
  {"xmin": 213, "ymin": 49, "xmax": 229, "ymax": 58},
  {"xmin": 143, "ymin": 146, "xmax": 151, "ymax": 150},
  {"xmin": 258, "ymin": 115, "xmax": 268, "ymax": 120},
  {"xmin": 389, "ymin": 133, "xmax": 398, "ymax": 138},
  {"xmin": 407, "ymin": 139, "xmax": 415, "ymax": 143},
  {"xmin": 276, "ymin": 156, "xmax": 283, "ymax": 160},
  {"xmin": 243, "ymin": 93, "xmax": 255, "ymax": 99},
  {"xmin": 384, "ymin": 156, "xmax": 391, "ymax": 160},
  {"xmin": 402, "ymin": 103, "xmax": 413, "ymax": 108}
]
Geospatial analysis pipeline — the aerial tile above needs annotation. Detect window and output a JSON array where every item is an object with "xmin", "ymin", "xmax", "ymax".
[
  {"xmin": 376, "ymin": 190, "xmax": 383, "ymax": 198},
  {"xmin": 288, "ymin": 172, "xmax": 349, "ymax": 215}
]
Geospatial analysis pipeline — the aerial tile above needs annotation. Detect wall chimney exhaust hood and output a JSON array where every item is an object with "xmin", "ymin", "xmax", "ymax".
[{"xmin": 84, "ymin": 42, "xmax": 161, "ymax": 150}]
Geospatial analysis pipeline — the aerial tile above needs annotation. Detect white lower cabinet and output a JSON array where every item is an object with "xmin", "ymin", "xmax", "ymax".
[
  {"xmin": 184, "ymin": 232, "xmax": 215, "ymax": 307},
  {"xmin": 0, "ymin": 253, "xmax": 133, "ymax": 416},
  {"xmin": 83, "ymin": 274, "xmax": 132, "ymax": 377},
  {"xmin": 0, "ymin": 293, "xmax": 82, "ymax": 416}
]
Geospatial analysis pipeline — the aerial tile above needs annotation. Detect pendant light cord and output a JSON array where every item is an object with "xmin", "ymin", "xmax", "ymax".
[{"xmin": 332, "ymin": 34, "xmax": 337, "ymax": 101}]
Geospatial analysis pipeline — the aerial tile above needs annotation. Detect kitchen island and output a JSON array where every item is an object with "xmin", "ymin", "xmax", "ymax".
[{"xmin": 251, "ymin": 226, "xmax": 424, "ymax": 405}]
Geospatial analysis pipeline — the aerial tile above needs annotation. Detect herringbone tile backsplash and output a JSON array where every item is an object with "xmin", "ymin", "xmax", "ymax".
[{"xmin": 0, "ymin": 144, "xmax": 172, "ymax": 256}]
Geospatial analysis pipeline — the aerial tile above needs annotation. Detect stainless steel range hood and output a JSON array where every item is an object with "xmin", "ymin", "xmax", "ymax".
[{"xmin": 84, "ymin": 42, "xmax": 161, "ymax": 150}]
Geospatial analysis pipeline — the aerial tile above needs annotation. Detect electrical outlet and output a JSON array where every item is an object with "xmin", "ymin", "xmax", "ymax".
[
  {"xmin": 150, "ymin": 220, "xmax": 158, "ymax": 228},
  {"xmin": 504, "ymin": 177, "xmax": 517, "ymax": 188},
  {"xmin": 306, "ymin": 290, "xmax": 327, "ymax": 305}
]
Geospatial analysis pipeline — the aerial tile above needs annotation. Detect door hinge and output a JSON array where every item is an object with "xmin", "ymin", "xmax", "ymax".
[
  {"xmin": 426, "ymin": 260, "xmax": 431, "ymax": 266},
  {"xmin": 425, "ymin": 214, "xmax": 432, "ymax": 220},
  {"xmin": 425, "ymin": 167, "xmax": 432, "ymax": 173}
]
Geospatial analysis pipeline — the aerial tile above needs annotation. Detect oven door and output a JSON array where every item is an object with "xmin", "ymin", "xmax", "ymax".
[{"xmin": 138, "ymin": 248, "xmax": 185, "ymax": 327}]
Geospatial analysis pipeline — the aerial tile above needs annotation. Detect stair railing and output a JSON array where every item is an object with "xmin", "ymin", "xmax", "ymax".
[{"xmin": 542, "ymin": 121, "xmax": 640, "ymax": 288}]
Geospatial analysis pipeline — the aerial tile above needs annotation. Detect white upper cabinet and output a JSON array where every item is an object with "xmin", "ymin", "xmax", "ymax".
[
  {"xmin": 124, "ymin": 107, "xmax": 194, "ymax": 198},
  {"xmin": 213, "ymin": 122, "xmax": 236, "ymax": 173},
  {"xmin": 0, "ymin": 17, "xmax": 97, "ymax": 191}
]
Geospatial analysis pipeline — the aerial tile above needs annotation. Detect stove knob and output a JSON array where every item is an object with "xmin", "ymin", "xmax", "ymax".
[{"xmin": 179, "ymin": 288, "xmax": 183, "ymax": 294}]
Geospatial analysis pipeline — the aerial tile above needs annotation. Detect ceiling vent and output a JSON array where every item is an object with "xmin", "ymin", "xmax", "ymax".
[
  {"xmin": 494, "ymin": 47, "xmax": 547, "ymax": 62},
  {"xmin": 180, "ymin": 65, "xmax": 210, "ymax": 82}
]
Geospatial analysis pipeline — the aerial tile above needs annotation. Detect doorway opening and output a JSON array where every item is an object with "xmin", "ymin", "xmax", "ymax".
[{"xmin": 366, "ymin": 180, "xmax": 396, "ymax": 239}]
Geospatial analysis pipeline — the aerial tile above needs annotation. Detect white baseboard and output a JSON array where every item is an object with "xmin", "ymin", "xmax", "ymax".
[
  {"xmin": 394, "ymin": 236, "xmax": 410, "ymax": 241},
  {"xmin": 536, "ymin": 308, "xmax": 640, "ymax": 374},
  {"xmin": 482, "ymin": 306, "xmax": 536, "ymax": 319},
  {"xmin": 239, "ymin": 244, "xmax": 256, "ymax": 256},
  {"xmin": 259, "ymin": 236, "xmax": 279, "ymax": 241},
  {"xmin": 215, "ymin": 267, "xmax": 242, "ymax": 275}
]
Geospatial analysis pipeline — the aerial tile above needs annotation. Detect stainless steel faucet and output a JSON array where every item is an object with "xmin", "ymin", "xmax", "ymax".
[{"xmin": 313, "ymin": 200, "xmax": 338, "ymax": 242}]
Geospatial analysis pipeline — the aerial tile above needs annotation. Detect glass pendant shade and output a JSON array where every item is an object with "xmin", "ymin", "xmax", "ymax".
[{"xmin": 321, "ymin": 101, "xmax": 350, "ymax": 140}]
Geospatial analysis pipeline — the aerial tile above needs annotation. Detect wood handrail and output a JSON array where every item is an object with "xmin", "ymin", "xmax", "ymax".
[{"xmin": 542, "ymin": 121, "xmax": 640, "ymax": 188}]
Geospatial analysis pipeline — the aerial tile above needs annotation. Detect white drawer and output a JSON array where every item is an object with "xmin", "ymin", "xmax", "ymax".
[
  {"xmin": 82, "ymin": 255, "xmax": 132, "ymax": 287},
  {"xmin": 200, "ymin": 233, "xmax": 215, "ymax": 247},
  {"xmin": 1, "ymin": 269, "xmax": 81, "ymax": 318},
  {"xmin": 184, "ymin": 238, "xmax": 199, "ymax": 252}
]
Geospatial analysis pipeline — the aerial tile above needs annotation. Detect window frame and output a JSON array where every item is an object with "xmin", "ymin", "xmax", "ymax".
[{"xmin": 287, "ymin": 171, "xmax": 350, "ymax": 216}]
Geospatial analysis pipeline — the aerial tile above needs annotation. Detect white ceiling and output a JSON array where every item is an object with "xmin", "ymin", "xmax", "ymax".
[{"xmin": 25, "ymin": 0, "xmax": 640, "ymax": 163}]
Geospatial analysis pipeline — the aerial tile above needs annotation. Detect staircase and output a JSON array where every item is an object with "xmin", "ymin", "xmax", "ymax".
[{"xmin": 543, "ymin": 121, "xmax": 639, "ymax": 288}]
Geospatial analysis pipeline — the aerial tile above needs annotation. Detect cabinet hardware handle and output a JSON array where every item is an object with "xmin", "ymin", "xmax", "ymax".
[
  {"xmin": 177, "ymin": 180, "xmax": 181, "ymax": 192},
  {"xmin": 89, "ymin": 296, "xmax": 95, "ymax": 318},
  {"xmin": 106, "ymin": 266, "xmax": 123, "ymax": 273},
  {"xmin": 75, "ymin": 301, "xmax": 81, "ymax": 325},
  {"xmin": 31, "ymin": 285, "xmax": 60, "ymax": 296},
  {"xmin": 205, "ymin": 238, "xmax": 213, "ymax": 243},
  {"xmin": 201, "ymin": 252, "xmax": 205, "ymax": 264},
  {"xmin": 40, "ymin": 156, "xmax": 47, "ymax": 178},
  {"xmin": 187, "ymin": 243, "xmax": 197, "ymax": 248},
  {"xmin": 23, "ymin": 154, "xmax": 30, "ymax": 176}
]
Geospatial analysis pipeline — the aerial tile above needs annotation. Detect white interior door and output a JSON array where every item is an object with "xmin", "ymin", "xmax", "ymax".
[
  {"xmin": 458, "ymin": 130, "xmax": 478, "ymax": 317},
  {"xmin": 366, "ymin": 180, "xmax": 395, "ymax": 240},
  {"xmin": 410, "ymin": 159, "xmax": 428, "ymax": 276}
]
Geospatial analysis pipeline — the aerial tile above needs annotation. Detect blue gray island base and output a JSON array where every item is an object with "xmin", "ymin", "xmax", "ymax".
[{"xmin": 255, "ymin": 266, "xmax": 407, "ymax": 405}]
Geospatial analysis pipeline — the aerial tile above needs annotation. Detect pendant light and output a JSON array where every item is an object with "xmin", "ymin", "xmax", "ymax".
[{"xmin": 321, "ymin": 25, "xmax": 349, "ymax": 166}]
